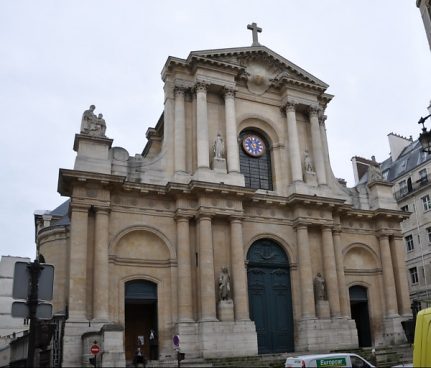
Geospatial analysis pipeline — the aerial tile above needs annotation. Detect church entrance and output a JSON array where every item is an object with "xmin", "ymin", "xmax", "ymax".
[
  {"xmin": 349, "ymin": 285, "xmax": 372, "ymax": 347},
  {"xmin": 247, "ymin": 239, "xmax": 294, "ymax": 353},
  {"xmin": 125, "ymin": 280, "xmax": 158, "ymax": 362}
]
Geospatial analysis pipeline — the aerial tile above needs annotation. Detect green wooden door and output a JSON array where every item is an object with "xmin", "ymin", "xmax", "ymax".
[{"xmin": 247, "ymin": 239, "xmax": 294, "ymax": 353}]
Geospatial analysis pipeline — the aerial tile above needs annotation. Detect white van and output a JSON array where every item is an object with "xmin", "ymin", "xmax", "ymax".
[{"xmin": 285, "ymin": 353, "xmax": 375, "ymax": 368}]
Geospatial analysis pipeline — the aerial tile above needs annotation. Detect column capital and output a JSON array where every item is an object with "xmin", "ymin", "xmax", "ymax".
[
  {"xmin": 196, "ymin": 210, "xmax": 213, "ymax": 221},
  {"xmin": 229, "ymin": 215, "xmax": 244, "ymax": 224},
  {"xmin": 93, "ymin": 205, "xmax": 111, "ymax": 214},
  {"xmin": 307, "ymin": 105, "xmax": 321, "ymax": 117},
  {"xmin": 321, "ymin": 225, "xmax": 334, "ymax": 232},
  {"xmin": 281, "ymin": 100, "xmax": 297, "ymax": 113},
  {"xmin": 194, "ymin": 81, "xmax": 208, "ymax": 93},
  {"xmin": 70, "ymin": 202, "xmax": 90, "ymax": 213},
  {"xmin": 319, "ymin": 114, "xmax": 327, "ymax": 126},
  {"xmin": 174, "ymin": 210, "xmax": 193, "ymax": 221},
  {"xmin": 224, "ymin": 86, "xmax": 236, "ymax": 99},
  {"xmin": 174, "ymin": 86, "xmax": 187, "ymax": 97},
  {"xmin": 293, "ymin": 221, "xmax": 309, "ymax": 230}
]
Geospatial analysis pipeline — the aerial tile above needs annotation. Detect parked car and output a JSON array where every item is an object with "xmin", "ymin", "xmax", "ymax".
[{"xmin": 285, "ymin": 353, "xmax": 375, "ymax": 368}]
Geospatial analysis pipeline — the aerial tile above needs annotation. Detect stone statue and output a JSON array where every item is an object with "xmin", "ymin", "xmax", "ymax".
[
  {"xmin": 80, "ymin": 105, "xmax": 107, "ymax": 137},
  {"xmin": 313, "ymin": 273, "xmax": 327, "ymax": 301},
  {"xmin": 304, "ymin": 150, "xmax": 314, "ymax": 173},
  {"xmin": 218, "ymin": 267, "xmax": 231, "ymax": 301},
  {"xmin": 368, "ymin": 164, "xmax": 383, "ymax": 183},
  {"xmin": 96, "ymin": 113, "xmax": 106, "ymax": 136},
  {"xmin": 213, "ymin": 133, "xmax": 225, "ymax": 159},
  {"xmin": 81, "ymin": 105, "xmax": 97, "ymax": 133}
]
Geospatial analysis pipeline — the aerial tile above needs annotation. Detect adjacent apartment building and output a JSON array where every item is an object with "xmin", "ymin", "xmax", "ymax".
[{"xmin": 353, "ymin": 113, "xmax": 431, "ymax": 308}]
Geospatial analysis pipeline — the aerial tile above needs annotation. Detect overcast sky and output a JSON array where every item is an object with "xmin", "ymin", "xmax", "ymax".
[{"xmin": 1, "ymin": 1, "xmax": 430, "ymax": 259}]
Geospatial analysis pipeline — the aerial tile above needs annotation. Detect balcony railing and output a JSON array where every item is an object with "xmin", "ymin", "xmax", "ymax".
[{"xmin": 394, "ymin": 176, "xmax": 430, "ymax": 200}]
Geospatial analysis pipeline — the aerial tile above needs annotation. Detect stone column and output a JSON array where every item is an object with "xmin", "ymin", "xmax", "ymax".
[
  {"xmin": 93, "ymin": 206, "xmax": 110, "ymax": 321},
  {"xmin": 321, "ymin": 226, "xmax": 341, "ymax": 317},
  {"xmin": 174, "ymin": 87, "xmax": 187, "ymax": 173},
  {"xmin": 68, "ymin": 203, "xmax": 89, "ymax": 320},
  {"xmin": 285, "ymin": 102, "xmax": 303, "ymax": 182},
  {"xmin": 176, "ymin": 215, "xmax": 194, "ymax": 322},
  {"xmin": 379, "ymin": 234, "xmax": 399, "ymax": 316},
  {"xmin": 333, "ymin": 229, "xmax": 350, "ymax": 317},
  {"xmin": 224, "ymin": 88, "xmax": 240, "ymax": 173},
  {"xmin": 308, "ymin": 106, "xmax": 327, "ymax": 185},
  {"xmin": 196, "ymin": 82, "xmax": 210, "ymax": 169},
  {"xmin": 296, "ymin": 224, "xmax": 316, "ymax": 318},
  {"xmin": 391, "ymin": 235, "xmax": 412, "ymax": 316},
  {"xmin": 198, "ymin": 214, "xmax": 217, "ymax": 321},
  {"xmin": 230, "ymin": 217, "xmax": 249, "ymax": 320}
]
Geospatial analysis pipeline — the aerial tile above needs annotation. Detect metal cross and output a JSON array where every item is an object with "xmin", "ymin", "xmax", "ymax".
[{"xmin": 247, "ymin": 22, "xmax": 262, "ymax": 46}]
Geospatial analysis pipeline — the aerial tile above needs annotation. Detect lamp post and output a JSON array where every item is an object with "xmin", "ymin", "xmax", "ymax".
[{"xmin": 418, "ymin": 101, "xmax": 431, "ymax": 153}]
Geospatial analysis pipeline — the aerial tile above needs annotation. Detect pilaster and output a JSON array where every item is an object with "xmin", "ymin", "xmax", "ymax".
[
  {"xmin": 284, "ymin": 101, "xmax": 303, "ymax": 182},
  {"xmin": 93, "ymin": 206, "xmax": 110, "ymax": 321},
  {"xmin": 224, "ymin": 87, "xmax": 240, "ymax": 174},
  {"xmin": 229, "ymin": 216, "xmax": 249, "ymax": 321},
  {"xmin": 174, "ymin": 86, "xmax": 187, "ymax": 174},
  {"xmin": 308, "ymin": 106, "xmax": 327, "ymax": 185},
  {"xmin": 195, "ymin": 82, "xmax": 210, "ymax": 170}
]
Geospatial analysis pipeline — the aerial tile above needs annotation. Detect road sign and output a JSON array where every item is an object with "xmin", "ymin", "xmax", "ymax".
[
  {"xmin": 90, "ymin": 344, "xmax": 100, "ymax": 355},
  {"xmin": 12, "ymin": 261, "xmax": 54, "ymax": 301},
  {"xmin": 11, "ymin": 301, "xmax": 53, "ymax": 319}
]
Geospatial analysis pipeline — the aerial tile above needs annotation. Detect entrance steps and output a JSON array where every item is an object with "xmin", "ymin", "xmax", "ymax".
[{"xmin": 142, "ymin": 345, "xmax": 413, "ymax": 368}]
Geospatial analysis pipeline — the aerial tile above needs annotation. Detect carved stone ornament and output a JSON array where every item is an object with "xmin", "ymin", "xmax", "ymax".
[{"xmin": 245, "ymin": 62, "xmax": 272, "ymax": 95}]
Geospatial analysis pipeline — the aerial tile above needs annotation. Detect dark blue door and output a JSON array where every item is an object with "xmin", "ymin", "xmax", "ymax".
[{"xmin": 247, "ymin": 239, "xmax": 294, "ymax": 353}]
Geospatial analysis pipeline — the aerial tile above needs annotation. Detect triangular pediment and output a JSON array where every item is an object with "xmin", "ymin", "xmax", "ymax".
[{"xmin": 187, "ymin": 46, "xmax": 329, "ymax": 90}]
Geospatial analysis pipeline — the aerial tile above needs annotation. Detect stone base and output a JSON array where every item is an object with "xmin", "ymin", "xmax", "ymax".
[
  {"xmin": 296, "ymin": 318, "xmax": 358, "ymax": 351},
  {"xmin": 217, "ymin": 300, "xmax": 234, "ymax": 321},
  {"xmin": 193, "ymin": 168, "xmax": 245, "ymax": 186},
  {"xmin": 199, "ymin": 320, "xmax": 258, "ymax": 358},
  {"xmin": 211, "ymin": 157, "xmax": 227, "ymax": 173},
  {"xmin": 383, "ymin": 315, "xmax": 408, "ymax": 345},
  {"xmin": 316, "ymin": 300, "xmax": 330, "ymax": 319},
  {"xmin": 63, "ymin": 320, "xmax": 126, "ymax": 367},
  {"xmin": 304, "ymin": 171, "xmax": 317, "ymax": 186}
]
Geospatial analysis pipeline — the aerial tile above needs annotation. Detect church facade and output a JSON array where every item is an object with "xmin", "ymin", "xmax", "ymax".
[{"xmin": 37, "ymin": 26, "xmax": 411, "ymax": 366}]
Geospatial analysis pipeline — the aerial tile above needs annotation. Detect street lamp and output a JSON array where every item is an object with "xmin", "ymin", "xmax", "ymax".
[{"xmin": 418, "ymin": 101, "xmax": 431, "ymax": 153}]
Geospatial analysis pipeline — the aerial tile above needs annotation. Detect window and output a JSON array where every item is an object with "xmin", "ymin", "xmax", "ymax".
[
  {"xmin": 422, "ymin": 195, "xmax": 431, "ymax": 211},
  {"xmin": 427, "ymin": 227, "xmax": 431, "ymax": 243},
  {"xmin": 399, "ymin": 180, "xmax": 407, "ymax": 195},
  {"xmin": 419, "ymin": 168, "xmax": 428, "ymax": 185},
  {"xmin": 409, "ymin": 267, "xmax": 419, "ymax": 285},
  {"xmin": 239, "ymin": 130, "xmax": 273, "ymax": 191},
  {"xmin": 405, "ymin": 235, "xmax": 414, "ymax": 251},
  {"xmin": 401, "ymin": 205, "xmax": 409, "ymax": 212}
]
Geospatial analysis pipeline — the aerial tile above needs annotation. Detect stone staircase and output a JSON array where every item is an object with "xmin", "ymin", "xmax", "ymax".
[{"xmin": 144, "ymin": 345, "xmax": 413, "ymax": 368}]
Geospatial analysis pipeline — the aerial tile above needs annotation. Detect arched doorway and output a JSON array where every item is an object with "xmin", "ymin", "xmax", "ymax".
[
  {"xmin": 125, "ymin": 280, "xmax": 158, "ymax": 362},
  {"xmin": 247, "ymin": 239, "xmax": 294, "ymax": 353},
  {"xmin": 349, "ymin": 285, "xmax": 372, "ymax": 347}
]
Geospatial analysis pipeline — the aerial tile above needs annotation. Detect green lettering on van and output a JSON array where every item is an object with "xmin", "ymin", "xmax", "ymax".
[{"xmin": 316, "ymin": 357, "xmax": 347, "ymax": 367}]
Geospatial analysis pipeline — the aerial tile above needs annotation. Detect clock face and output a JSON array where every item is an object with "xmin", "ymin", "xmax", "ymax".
[{"xmin": 242, "ymin": 135, "xmax": 265, "ymax": 157}]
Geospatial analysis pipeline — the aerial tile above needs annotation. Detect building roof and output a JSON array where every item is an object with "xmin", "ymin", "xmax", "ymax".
[{"xmin": 382, "ymin": 139, "xmax": 431, "ymax": 182}]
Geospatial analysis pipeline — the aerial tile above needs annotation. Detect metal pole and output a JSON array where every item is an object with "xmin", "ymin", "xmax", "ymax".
[{"xmin": 27, "ymin": 260, "xmax": 42, "ymax": 367}]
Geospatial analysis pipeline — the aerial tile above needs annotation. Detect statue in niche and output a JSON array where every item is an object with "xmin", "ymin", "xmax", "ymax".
[
  {"xmin": 304, "ymin": 150, "xmax": 314, "ymax": 173},
  {"xmin": 218, "ymin": 267, "xmax": 231, "ymax": 301},
  {"xmin": 80, "ymin": 105, "xmax": 107, "ymax": 137},
  {"xmin": 213, "ymin": 133, "xmax": 225, "ymax": 159},
  {"xmin": 313, "ymin": 272, "xmax": 327, "ymax": 301}
]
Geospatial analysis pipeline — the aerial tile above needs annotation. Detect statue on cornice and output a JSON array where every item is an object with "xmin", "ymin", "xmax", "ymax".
[
  {"xmin": 368, "ymin": 156, "xmax": 383, "ymax": 183},
  {"xmin": 80, "ymin": 105, "xmax": 107, "ymax": 137}
]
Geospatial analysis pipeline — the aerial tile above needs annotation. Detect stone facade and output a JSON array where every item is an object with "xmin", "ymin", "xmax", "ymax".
[{"xmin": 36, "ymin": 32, "xmax": 411, "ymax": 366}]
